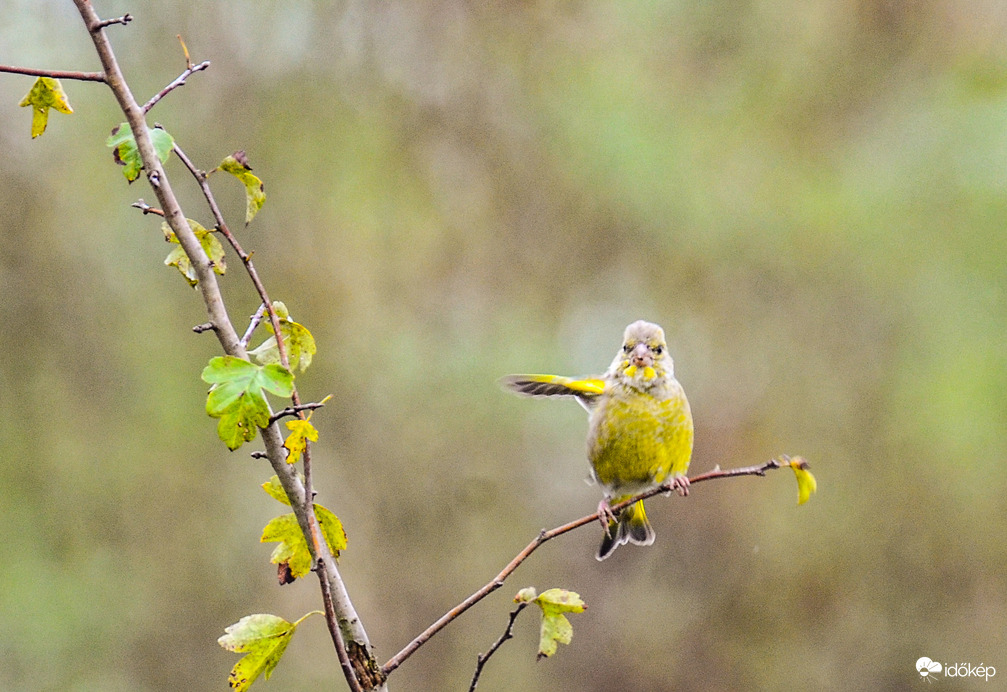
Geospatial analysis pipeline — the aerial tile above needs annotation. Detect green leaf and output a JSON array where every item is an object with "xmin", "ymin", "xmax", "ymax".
[
  {"xmin": 201, "ymin": 356, "xmax": 293, "ymax": 450},
  {"xmin": 785, "ymin": 456, "xmax": 817, "ymax": 505},
  {"xmin": 162, "ymin": 219, "xmax": 226, "ymax": 286},
  {"xmin": 533, "ymin": 588, "xmax": 586, "ymax": 660},
  {"xmin": 18, "ymin": 77, "xmax": 72, "ymax": 138},
  {"xmin": 106, "ymin": 122, "xmax": 174, "ymax": 183},
  {"xmin": 216, "ymin": 151, "xmax": 266, "ymax": 224},
  {"xmin": 261, "ymin": 503, "xmax": 347, "ymax": 580},
  {"xmin": 249, "ymin": 301, "xmax": 317, "ymax": 373},
  {"xmin": 218, "ymin": 614, "xmax": 297, "ymax": 691},
  {"xmin": 283, "ymin": 418, "xmax": 318, "ymax": 465}
]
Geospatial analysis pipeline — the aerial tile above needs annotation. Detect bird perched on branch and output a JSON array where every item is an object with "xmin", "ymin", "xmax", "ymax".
[{"xmin": 502, "ymin": 320, "xmax": 694, "ymax": 560}]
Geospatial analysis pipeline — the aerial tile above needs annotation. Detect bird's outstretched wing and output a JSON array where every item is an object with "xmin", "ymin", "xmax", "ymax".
[{"xmin": 500, "ymin": 374, "xmax": 605, "ymax": 411}]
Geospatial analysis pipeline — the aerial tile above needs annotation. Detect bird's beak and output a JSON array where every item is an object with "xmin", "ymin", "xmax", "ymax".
[{"xmin": 630, "ymin": 342, "xmax": 652, "ymax": 368}]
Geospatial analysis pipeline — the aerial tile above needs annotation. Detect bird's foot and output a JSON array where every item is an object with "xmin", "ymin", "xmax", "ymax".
[
  {"xmin": 670, "ymin": 475, "xmax": 690, "ymax": 497},
  {"xmin": 597, "ymin": 498, "xmax": 617, "ymax": 531}
]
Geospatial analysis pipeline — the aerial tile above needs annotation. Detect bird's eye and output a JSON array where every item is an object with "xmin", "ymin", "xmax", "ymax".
[
  {"xmin": 623, "ymin": 343, "xmax": 633, "ymax": 353},
  {"xmin": 653, "ymin": 345, "xmax": 663, "ymax": 355}
]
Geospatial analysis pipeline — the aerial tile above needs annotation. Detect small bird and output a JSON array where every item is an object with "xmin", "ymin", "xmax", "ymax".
[{"xmin": 502, "ymin": 320, "xmax": 694, "ymax": 560}]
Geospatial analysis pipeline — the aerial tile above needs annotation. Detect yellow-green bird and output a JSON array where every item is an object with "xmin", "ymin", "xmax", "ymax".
[{"xmin": 503, "ymin": 320, "xmax": 694, "ymax": 560}]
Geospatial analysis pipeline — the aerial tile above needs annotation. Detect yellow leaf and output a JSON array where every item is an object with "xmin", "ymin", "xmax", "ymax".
[
  {"xmin": 261, "ymin": 475, "xmax": 292, "ymax": 506},
  {"xmin": 19, "ymin": 77, "xmax": 73, "ymax": 138},
  {"xmin": 261, "ymin": 502, "xmax": 346, "ymax": 581},
  {"xmin": 218, "ymin": 614, "xmax": 298, "ymax": 691},
  {"xmin": 284, "ymin": 418, "xmax": 319, "ymax": 465},
  {"xmin": 534, "ymin": 588, "xmax": 586, "ymax": 659}
]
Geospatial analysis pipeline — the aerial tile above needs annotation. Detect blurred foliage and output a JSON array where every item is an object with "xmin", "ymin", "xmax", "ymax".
[{"xmin": 2, "ymin": 0, "xmax": 1006, "ymax": 690}]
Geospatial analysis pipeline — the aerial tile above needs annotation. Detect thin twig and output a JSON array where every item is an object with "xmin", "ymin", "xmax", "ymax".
[
  {"xmin": 317, "ymin": 567, "xmax": 365, "ymax": 692},
  {"xmin": 468, "ymin": 601, "xmax": 529, "ymax": 691},
  {"xmin": 92, "ymin": 13, "xmax": 132, "ymax": 30},
  {"xmin": 131, "ymin": 199, "xmax": 164, "ymax": 216},
  {"xmin": 382, "ymin": 457, "xmax": 798, "ymax": 675},
  {"xmin": 141, "ymin": 59, "xmax": 210, "ymax": 114},
  {"xmin": 0, "ymin": 65, "xmax": 105, "ymax": 82},
  {"xmin": 268, "ymin": 401, "xmax": 330, "ymax": 426},
  {"xmin": 240, "ymin": 303, "xmax": 267, "ymax": 348}
]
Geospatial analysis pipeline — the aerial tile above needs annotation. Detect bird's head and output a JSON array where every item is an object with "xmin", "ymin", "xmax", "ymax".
[{"xmin": 609, "ymin": 320, "xmax": 674, "ymax": 388}]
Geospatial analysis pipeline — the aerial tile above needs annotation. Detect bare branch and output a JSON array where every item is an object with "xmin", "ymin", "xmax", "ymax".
[
  {"xmin": 192, "ymin": 322, "xmax": 215, "ymax": 334},
  {"xmin": 0, "ymin": 64, "xmax": 105, "ymax": 82},
  {"xmin": 142, "ymin": 59, "xmax": 210, "ymax": 114},
  {"xmin": 382, "ymin": 456, "xmax": 800, "ymax": 675},
  {"xmin": 468, "ymin": 602, "xmax": 530, "ymax": 691}
]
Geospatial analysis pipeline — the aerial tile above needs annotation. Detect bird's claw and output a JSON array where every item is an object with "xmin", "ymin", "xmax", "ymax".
[
  {"xmin": 671, "ymin": 475, "xmax": 690, "ymax": 497},
  {"xmin": 597, "ymin": 499, "xmax": 617, "ymax": 531}
]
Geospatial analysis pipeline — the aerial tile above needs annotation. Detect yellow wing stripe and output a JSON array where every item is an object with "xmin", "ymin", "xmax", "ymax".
[{"xmin": 500, "ymin": 374, "xmax": 605, "ymax": 398}]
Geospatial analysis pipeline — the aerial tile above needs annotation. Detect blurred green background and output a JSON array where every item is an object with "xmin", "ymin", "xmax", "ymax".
[{"xmin": 2, "ymin": 1, "xmax": 1006, "ymax": 690}]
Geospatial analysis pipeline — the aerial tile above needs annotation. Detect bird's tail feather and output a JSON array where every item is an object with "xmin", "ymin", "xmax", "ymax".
[{"xmin": 597, "ymin": 500, "xmax": 655, "ymax": 560}]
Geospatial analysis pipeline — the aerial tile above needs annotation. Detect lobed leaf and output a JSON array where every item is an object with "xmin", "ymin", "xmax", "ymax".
[
  {"xmin": 261, "ymin": 503, "xmax": 346, "ymax": 581},
  {"xmin": 533, "ymin": 588, "xmax": 586, "ymax": 660},
  {"xmin": 283, "ymin": 418, "xmax": 318, "ymax": 465},
  {"xmin": 18, "ymin": 77, "xmax": 73, "ymax": 138},
  {"xmin": 218, "ymin": 614, "xmax": 297, "ymax": 691},
  {"xmin": 106, "ymin": 122, "xmax": 174, "ymax": 183},
  {"xmin": 201, "ymin": 356, "xmax": 293, "ymax": 450}
]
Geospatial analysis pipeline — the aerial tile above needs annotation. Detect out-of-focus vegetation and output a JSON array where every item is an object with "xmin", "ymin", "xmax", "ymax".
[{"xmin": 1, "ymin": 1, "xmax": 1006, "ymax": 690}]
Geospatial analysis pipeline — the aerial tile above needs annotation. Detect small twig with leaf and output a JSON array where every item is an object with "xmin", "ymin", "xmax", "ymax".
[{"xmin": 469, "ymin": 587, "xmax": 586, "ymax": 690}]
